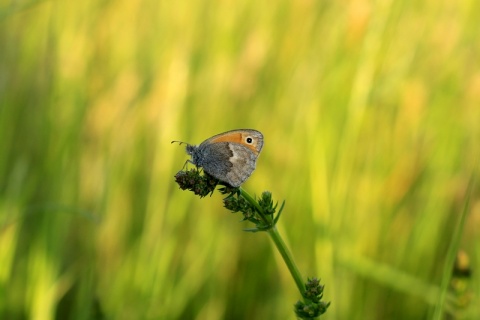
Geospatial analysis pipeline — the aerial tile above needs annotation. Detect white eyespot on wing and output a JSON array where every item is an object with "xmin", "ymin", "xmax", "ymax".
[{"xmin": 242, "ymin": 131, "xmax": 264, "ymax": 154}]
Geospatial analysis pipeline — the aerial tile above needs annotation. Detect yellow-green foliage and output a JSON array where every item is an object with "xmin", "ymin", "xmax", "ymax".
[{"xmin": 1, "ymin": 0, "xmax": 479, "ymax": 319}]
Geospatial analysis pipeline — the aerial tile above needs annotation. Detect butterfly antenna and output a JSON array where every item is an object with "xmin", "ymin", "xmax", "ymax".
[{"xmin": 171, "ymin": 140, "xmax": 188, "ymax": 146}]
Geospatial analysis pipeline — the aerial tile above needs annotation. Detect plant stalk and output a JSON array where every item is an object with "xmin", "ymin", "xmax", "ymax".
[{"xmin": 239, "ymin": 187, "xmax": 306, "ymax": 296}]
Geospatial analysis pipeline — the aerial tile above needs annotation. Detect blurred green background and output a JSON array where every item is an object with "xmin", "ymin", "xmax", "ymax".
[{"xmin": 1, "ymin": 0, "xmax": 479, "ymax": 319}]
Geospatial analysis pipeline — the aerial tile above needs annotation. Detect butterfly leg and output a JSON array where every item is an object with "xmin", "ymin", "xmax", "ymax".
[{"xmin": 182, "ymin": 160, "xmax": 205, "ymax": 175}]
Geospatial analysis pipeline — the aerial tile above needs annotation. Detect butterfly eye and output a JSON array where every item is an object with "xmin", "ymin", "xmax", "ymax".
[{"xmin": 246, "ymin": 137, "xmax": 253, "ymax": 144}]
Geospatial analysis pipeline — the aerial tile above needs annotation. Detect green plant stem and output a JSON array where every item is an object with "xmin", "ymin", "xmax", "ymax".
[
  {"xmin": 267, "ymin": 226, "xmax": 306, "ymax": 296},
  {"xmin": 239, "ymin": 188, "xmax": 271, "ymax": 226},
  {"xmin": 432, "ymin": 172, "xmax": 476, "ymax": 320},
  {"xmin": 239, "ymin": 187, "xmax": 306, "ymax": 296}
]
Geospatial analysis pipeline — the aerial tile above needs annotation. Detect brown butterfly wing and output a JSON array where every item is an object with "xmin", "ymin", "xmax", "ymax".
[
  {"xmin": 205, "ymin": 129, "xmax": 263, "ymax": 155},
  {"xmin": 197, "ymin": 129, "xmax": 263, "ymax": 187},
  {"xmin": 224, "ymin": 143, "xmax": 259, "ymax": 187}
]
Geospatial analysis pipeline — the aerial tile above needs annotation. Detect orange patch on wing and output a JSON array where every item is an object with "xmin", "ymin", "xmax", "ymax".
[
  {"xmin": 210, "ymin": 133, "xmax": 243, "ymax": 144},
  {"xmin": 210, "ymin": 132, "xmax": 259, "ymax": 154}
]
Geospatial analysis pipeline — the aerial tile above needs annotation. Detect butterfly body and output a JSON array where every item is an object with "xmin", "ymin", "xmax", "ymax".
[{"xmin": 181, "ymin": 129, "xmax": 263, "ymax": 187}]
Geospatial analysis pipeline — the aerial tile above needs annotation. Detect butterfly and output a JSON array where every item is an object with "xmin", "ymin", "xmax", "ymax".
[{"xmin": 173, "ymin": 129, "xmax": 263, "ymax": 187}]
